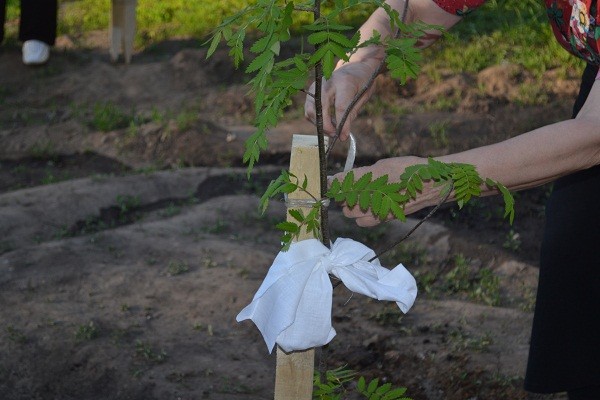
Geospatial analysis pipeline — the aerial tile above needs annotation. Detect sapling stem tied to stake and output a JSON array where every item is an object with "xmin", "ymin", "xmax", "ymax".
[{"xmin": 206, "ymin": 0, "xmax": 515, "ymax": 253}]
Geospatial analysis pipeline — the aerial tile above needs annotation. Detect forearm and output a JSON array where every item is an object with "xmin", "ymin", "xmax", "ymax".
[
  {"xmin": 342, "ymin": 0, "xmax": 462, "ymax": 67},
  {"xmin": 437, "ymin": 111, "xmax": 600, "ymax": 195}
]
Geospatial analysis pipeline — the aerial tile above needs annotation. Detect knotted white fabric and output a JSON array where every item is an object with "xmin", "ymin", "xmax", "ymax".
[{"xmin": 236, "ymin": 237, "xmax": 417, "ymax": 353}]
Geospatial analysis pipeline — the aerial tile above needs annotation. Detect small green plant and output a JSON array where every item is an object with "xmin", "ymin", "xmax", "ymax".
[
  {"xmin": 6, "ymin": 326, "xmax": 27, "ymax": 344},
  {"xmin": 448, "ymin": 329, "xmax": 493, "ymax": 352},
  {"xmin": 515, "ymin": 82, "xmax": 549, "ymax": 106},
  {"xmin": 175, "ymin": 110, "xmax": 198, "ymax": 131},
  {"xmin": 91, "ymin": 102, "xmax": 131, "ymax": 132},
  {"xmin": 159, "ymin": 202, "xmax": 181, "ymax": 217},
  {"xmin": 167, "ymin": 260, "xmax": 190, "ymax": 276},
  {"xmin": 28, "ymin": 141, "xmax": 58, "ymax": 160},
  {"xmin": 356, "ymin": 376, "xmax": 411, "ymax": 400},
  {"xmin": 444, "ymin": 254, "xmax": 472, "ymax": 293},
  {"xmin": 75, "ymin": 321, "xmax": 99, "ymax": 341},
  {"xmin": 135, "ymin": 340, "xmax": 167, "ymax": 364},
  {"xmin": 116, "ymin": 194, "xmax": 141, "ymax": 219},
  {"xmin": 503, "ymin": 229, "xmax": 522, "ymax": 251},
  {"xmin": 371, "ymin": 304, "xmax": 404, "ymax": 327},
  {"xmin": 443, "ymin": 254, "xmax": 501, "ymax": 306},
  {"xmin": 313, "ymin": 365, "xmax": 356, "ymax": 399},
  {"xmin": 313, "ymin": 365, "xmax": 412, "ymax": 400},
  {"xmin": 472, "ymin": 268, "xmax": 501, "ymax": 306},
  {"xmin": 428, "ymin": 120, "xmax": 450, "ymax": 148}
]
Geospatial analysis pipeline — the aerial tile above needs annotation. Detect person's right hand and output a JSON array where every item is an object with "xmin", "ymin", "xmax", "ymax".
[
  {"xmin": 329, "ymin": 156, "xmax": 445, "ymax": 227},
  {"xmin": 304, "ymin": 60, "xmax": 379, "ymax": 141}
]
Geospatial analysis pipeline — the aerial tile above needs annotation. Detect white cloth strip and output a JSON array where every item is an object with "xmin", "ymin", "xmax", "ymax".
[{"xmin": 236, "ymin": 238, "xmax": 417, "ymax": 353}]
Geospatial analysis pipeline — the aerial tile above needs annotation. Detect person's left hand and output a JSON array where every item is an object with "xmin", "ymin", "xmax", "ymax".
[{"xmin": 330, "ymin": 156, "xmax": 443, "ymax": 227}]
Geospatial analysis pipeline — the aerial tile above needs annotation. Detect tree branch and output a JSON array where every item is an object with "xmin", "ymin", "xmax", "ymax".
[{"xmin": 313, "ymin": 0, "xmax": 330, "ymax": 247}]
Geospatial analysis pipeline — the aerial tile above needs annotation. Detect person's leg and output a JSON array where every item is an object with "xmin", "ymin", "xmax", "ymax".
[
  {"xmin": 0, "ymin": 0, "xmax": 6, "ymax": 44},
  {"xmin": 568, "ymin": 385, "xmax": 600, "ymax": 400},
  {"xmin": 18, "ymin": 0, "xmax": 57, "ymax": 45}
]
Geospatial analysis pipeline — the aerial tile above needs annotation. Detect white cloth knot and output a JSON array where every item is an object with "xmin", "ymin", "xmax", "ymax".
[{"xmin": 236, "ymin": 238, "xmax": 418, "ymax": 353}]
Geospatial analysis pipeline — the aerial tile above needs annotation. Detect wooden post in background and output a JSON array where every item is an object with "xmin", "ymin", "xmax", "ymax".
[
  {"xmin": 110, "ymin": 0, "xmax": 137, "ymax": 63},
  {"xmin": 274, "ymin": 134, "xmax": 327, "ymax": 399}
]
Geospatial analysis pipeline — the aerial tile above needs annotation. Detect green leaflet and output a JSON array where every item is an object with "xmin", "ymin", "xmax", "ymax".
[{"xmin": 326, "ymin": 158, "xmax": 514, "ymax": 227}]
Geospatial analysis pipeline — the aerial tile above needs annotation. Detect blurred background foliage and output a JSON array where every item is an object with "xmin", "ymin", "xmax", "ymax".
[{"xmin": 3, "ymin": 0, "xmax": 583, "ymax": 75}]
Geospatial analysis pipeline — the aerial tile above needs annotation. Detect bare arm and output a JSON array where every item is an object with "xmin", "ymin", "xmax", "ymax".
[
  {"xmin": 305, "ymin": 0, "xmax": 463, "ymax": 139},
  {"xmin": 339, "ymin": 80, "xmax": 600, "ymax": 226}
]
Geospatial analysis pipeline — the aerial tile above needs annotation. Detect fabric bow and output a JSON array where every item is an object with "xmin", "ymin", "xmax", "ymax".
[{"xmin": 236, "ymin": 238, "xmax": 417, "ymax": 353}]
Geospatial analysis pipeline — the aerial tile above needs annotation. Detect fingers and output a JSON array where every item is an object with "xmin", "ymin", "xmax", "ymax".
[
  {"xmin": 334, "ymin": 85, "xmax": 359, "ymax": 141},
  {"xmin": 342, "ymin": 205, "xmax": 383, "ymax": 227},
  {"xmin": 321, "ymin": 95, "xmax": 337, "ymax": 136},
  {"xmin": 304, "ymin": 79, "xmax": 351, "ymax": 138}
]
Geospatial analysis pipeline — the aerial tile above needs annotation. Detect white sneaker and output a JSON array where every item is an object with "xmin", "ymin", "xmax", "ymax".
[{"xmin": 22, "ymin": 40, "xmax": 50, "ymax": 65}]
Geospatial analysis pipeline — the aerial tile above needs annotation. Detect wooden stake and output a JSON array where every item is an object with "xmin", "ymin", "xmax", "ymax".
[
  {"xmin": 109, "ymin": 0, "xmax": 137, "ymax": 63},
  {"xmin": 274, "ymin": 134, "xmax": 327, "ymax": 399}
]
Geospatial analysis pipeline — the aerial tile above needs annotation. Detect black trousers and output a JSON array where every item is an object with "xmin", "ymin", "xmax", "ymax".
[
  {"xmin": 0, "ymin": 0, "xmax": 57, "ymax": 45},
  {"xmin": 524, "ymin": 62, "xmax": 600, "ymax": 394}
]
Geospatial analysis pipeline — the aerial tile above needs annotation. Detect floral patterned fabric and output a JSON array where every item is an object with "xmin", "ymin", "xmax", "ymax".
[
  {"xmin": 432, "ymin": 0, "xmax": 486, "ymax": 16},
  {"xmin": 432, "ymin": 0, "xmax": 600, "ymax": 65}
]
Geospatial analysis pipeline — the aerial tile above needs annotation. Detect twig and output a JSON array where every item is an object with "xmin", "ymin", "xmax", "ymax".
[
  {"xmin": 294, "ymin": 5, "xmax": 314, "ymax": 12},
  {"xmin": 302, "ymin": 89, "xmax": 315, "ymax": 99},
  {"xmin": 313, "ymin": 0, "xmax": 331, "ymax": 247},
  {"xmin": 368, "ymin": 183, "xmax": 453, "ymax": 262}
]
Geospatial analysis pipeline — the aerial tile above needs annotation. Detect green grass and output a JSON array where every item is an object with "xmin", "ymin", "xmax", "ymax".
[
  {"xmin": 424, "ymin": 0, "xmax": 584, "ymax": 75},
  {"xmin": 4, "ymin": 0, "xmax": 584, "ymax": 77}
]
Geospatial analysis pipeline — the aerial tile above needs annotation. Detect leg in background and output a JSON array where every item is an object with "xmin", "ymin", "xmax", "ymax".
[
  {"xmin": 0, "ymin": 0, "xmax": 7, "ymax": 44},
  {"xmin": 19, "ymin": 0, "xmax": 57, "ymax": 45}
]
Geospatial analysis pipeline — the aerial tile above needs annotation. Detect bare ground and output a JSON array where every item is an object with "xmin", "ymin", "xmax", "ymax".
[{"xmin": 0, "ymin": 34, "xmax": 581, "ymax": 399}]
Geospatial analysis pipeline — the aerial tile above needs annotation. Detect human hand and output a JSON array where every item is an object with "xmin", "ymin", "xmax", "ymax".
[
  {"xmin": 304, "ymin": 61, "xmax": 378, "ymax": 141},
  {"xmin": 331, "ymin": 156, "xmax": 444, "ymax": 227}
]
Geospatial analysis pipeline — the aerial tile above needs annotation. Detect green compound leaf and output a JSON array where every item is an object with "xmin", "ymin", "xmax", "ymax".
[
  {"xmin": 367, "ymin": 378, "xmax": 380, "ymax": 395},
  {"xmin": 288, "ymin": 209, "xmax": 304, "ymax": 223},
  {"xmin": 327, "ymin": 158, "xmax": 514, "ymax": 227},
  {"xmin": 276, "ymin": 221, "xmax": 300, "ymax": 234}
]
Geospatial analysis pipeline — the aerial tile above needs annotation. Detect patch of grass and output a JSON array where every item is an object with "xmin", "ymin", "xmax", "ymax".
[
  {"xmin": 503, "ymin": 229, "xmax": 522, "ymax": 252},
  {"xmin": 425, "ymin": 0, "xmax": 584, "ymax": 75},
  {"xmin": 159, "ymin": 202, "xmax": 181, "ymax": 217},
  {"xmin": 471, "ymin": 268, "xmax": 501, "ymax": 306},
  {"xmin": 175, "ymin": 110, "xmax": 198, "ymax": 131},
  {"xmin": 428, "ymin": 120, "xmax": 450, "ymax": 148},
  {"xmin": 379, "ymin": 242, "xmax": 427, "ymax": 268},
  {"xmin": 444, "ymin": 254, "xmax": 472, "ymax": 293},
  {"xmin": 448, "ymin": 329, "xmax": 493, "ymax": 352},
  {"xmin": 5, "ymin": 0, "xmax": 582, "ymax": 77},
  {"xmin": 28, "ymin": 141, "xmax": 59, "ymax": 161},
  {"xmin": 514, "ymin": 82, "xmax": 549, "ymax": 106},
  {"xmin": 443, "ymin": 254, "xmax": 502, "ymax": 306},
  {"xmin": 116, "ymin": 194, "xmax": 141, "ymax": 216},
  {"xmin": 167, "ymin": 260, "xmax": 190, "ymax": 276},
  {"xmin": 413, "ymin": 269, "xmax": 438, "ymax": 296},
  {"xmin": 55, "ymin": 0, "xmax": 374, "ymax": 47},
  {"xmin": 41, "ymin": 170, "xmax": 72, "ymax": 185},
  {"xmin": 520, "ymin": 285, "xmax": 537, "ymax": 312},
  {"xmin": 192, "ymin": 323, "xmax": 214, "ymax": 336},
  {"xmin": 135, "ymin": 340, "xmax": 167, "ymax": 364},
  {"xmin": 425, "ymin": 91, "xmax": 463, "ymax": 111},
  {"xmin": 201, "ymin": 219, "xmax": 229, "ymax": 234},
  {"xmin": 90, "ymin": 102, "xmax": 132, "ymax": 132},
  {"xmin": 370, "ymin": 304, "xmax": 404, "ymax": 327},
  {"xmin": 6, "ymin": 326, "xmax": 27, "ymax": 344},
  {"xmin": 75, "ymin": 321, "xmax": 99, "ymax": 341}
]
